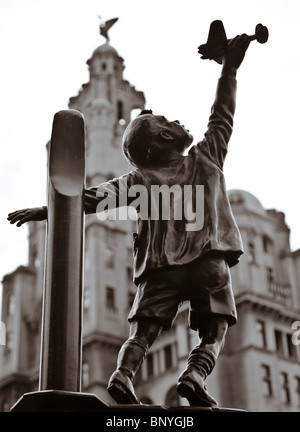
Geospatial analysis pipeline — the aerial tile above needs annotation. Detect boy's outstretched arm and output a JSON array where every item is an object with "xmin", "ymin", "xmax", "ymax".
[
  {"xmin": 7, "ymin": 188, "xmax": 108, "ymax": 225},
  {"xmin": 7, "ymin": 206, "xmax": 47, "ymax": 227},
  {"xmin": 7, "ymin": 189, "xmax": 108, "ymax": 226},
  {"xmin": 7, "ymin": 176, "xmax": 123, "ymax": 226},
  {"xmin": 197, "ymin": 34, "xmax": 251, "ymax": 169},
  {"xmin": 8, "ymin": 170, "xmax": 139, "ymax": 226},
  {"xmin": 7, "ymin": 195, "xmax": 98, "ymax": 226}
]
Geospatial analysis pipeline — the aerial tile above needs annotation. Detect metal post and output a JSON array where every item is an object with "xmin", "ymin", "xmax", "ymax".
[
  {"xmin": 10, "ymin": 110, "xmax": 107, "ymax": 411},
  {"xmin": 39, "ymin": 109, "xmax": 85, "ymax": 392}
]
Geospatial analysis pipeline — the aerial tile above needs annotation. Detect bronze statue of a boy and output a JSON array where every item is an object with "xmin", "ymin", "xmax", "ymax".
[{"xmin": 8, "ymin": 34, "xmax": 250, "ymax": 407}]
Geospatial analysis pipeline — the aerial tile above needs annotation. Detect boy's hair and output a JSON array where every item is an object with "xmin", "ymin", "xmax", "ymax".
[{"xmin": 122, "ymin": 110, "xmax": 156, "ymax": 168}]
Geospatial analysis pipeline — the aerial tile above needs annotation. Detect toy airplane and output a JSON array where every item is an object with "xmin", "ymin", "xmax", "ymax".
[{"xmin": 198, "ymin": 20, "xmax": 269, "ymax": 64}]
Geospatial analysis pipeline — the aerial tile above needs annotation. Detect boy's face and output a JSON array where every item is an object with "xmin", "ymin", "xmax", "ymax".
[
  {"xmin": 126, "ymin": 113, "xmax": 194, "ymax": 155},
  {"xmin": 146, "ymin": 114, "xmax": 194, "ymax": 153}
]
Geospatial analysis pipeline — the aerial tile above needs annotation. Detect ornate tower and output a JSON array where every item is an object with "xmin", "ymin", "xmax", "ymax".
[{"xmin": 69, "ymin": 40, "xmax": 145, "ymax": 187}]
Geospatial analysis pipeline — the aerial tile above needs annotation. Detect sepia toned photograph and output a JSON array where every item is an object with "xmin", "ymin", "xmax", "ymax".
[{"xmin": 0, "ymin": 0, "xmax": 299, "ymax": 419}]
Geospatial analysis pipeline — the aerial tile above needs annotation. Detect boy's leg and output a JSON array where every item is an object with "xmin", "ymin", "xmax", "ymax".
[
  {"xmin": 177, "ymin": 316, "xmax": 228, "ymax": 406},
  {"xmin": 177, "ymin": 253, "xmax": 236, "ymax": 407},
  {"xmin": 107, "ymin": 319, "xmax": 163, "ymax": 404}
]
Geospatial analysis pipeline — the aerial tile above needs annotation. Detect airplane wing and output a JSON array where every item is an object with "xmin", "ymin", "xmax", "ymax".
[{"xmin": 198, "ymin": 20, "xmax": 228, "ymax": 64}]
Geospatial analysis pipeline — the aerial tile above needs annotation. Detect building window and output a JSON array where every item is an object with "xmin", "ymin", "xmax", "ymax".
[
  {"xmin": 263, "ymin": 235, "xmax": 273, "ymax": 253},
  {"xmin": 82, "ymin": 361, "xmax": 90, "ymax": 388},
  {"xmin": 104, "ymin": 245, "xmax": 115, "ymax": 269},
  {"xmin": 101, "ymin": 63, "xmax": 107, "ymax": 71},
  {"xmin": 105, "ymin": 228, "xmax": 115, "ymax": 241},
  {"xmin": 266, "ymin": 267, "xmax": 275, "ymax": 286},
  {"xmin": 128, "ymin": 292, "xmax": 135, "ymax": 310},
  {"xmin": 106, "ymin": 286, "xmax": 116, "ymax": 311},
  {"xmin": 127, "ymin": 267, "xmax": 133, "ymax": 282},
  {"xmin": 295, "ymin": 376, "xmax": 300, "ymax": 406},
  {"xmin": 281, "ymin": 372, "xmax": 291, "ymax": 404},
  {"xmin": 117, "ymin": 100, "xmax": 124, "ymax": 120},
  {"xmin": 0, "ymin": 321, "xmax": 6, "ymax": 346},
  {"xmin": 248, "ymin": 242, "xmax": 256, "ymax": 264},
  {"xmin": 117, "ymin": 101, "xmax": 125, "ymax": 125},
  {"xmin": 32, "ymin": 246, "xmax": 40, "ymax": 268},
  {"xmin": 261, "ymin": 364, "xmax": 273, "ymax": 397},
  {"xmin": 83, "ymin": 285, "xmax": 91, "ymax": 318},
  {"xmin": 256, "ymin": 320, "xmax": 267, "ymax": 348},
  {"xmin": 5, "ymin": 330, "xmax": 14, "ymax": 355},
  {"xmin": 286, "ymin": 333, "xmax": 297, "ymax": 359},
  {"xmin": 146, "ymin": 353, "xmax": 154, "ymax": 378},
  {"xmin": 274, "ymin": 330, "xmax": 284, "ymax": 355},
  {"xmin": 7, "ymin": 294, "xmax": 16, "ymax": 316},
  {"xmin": 164, "ymin": 345, "xmax": 173, "ymax": 370}
]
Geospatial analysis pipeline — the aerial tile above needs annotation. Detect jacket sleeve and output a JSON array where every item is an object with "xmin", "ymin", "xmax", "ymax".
[
  {"xmin": 193, "ymin": 75, "xmax": 237, "ymax": 170},
  {"xmin": 84, "ymin": 171, "xmax": 139, "ymax": 214}
]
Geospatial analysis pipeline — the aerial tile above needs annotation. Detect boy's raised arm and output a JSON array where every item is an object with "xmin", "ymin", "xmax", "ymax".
[{"xmin": 198, "ymin": 34, "xmax": 251, "ymax": 169}]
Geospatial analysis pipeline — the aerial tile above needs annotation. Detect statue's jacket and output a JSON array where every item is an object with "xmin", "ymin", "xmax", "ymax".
[{"xmin": 85, "ymin": 75, "xmax": 244, "ymax": 285}]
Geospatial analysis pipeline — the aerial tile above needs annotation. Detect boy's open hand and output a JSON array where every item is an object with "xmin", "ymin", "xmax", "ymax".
[
  {"xmin": 223, "ymin": 34, "xmax": 251, "ymax": 70},
  {"xmin": 7, "ymin": 207, "xmax": 47, "ymax": 227}
]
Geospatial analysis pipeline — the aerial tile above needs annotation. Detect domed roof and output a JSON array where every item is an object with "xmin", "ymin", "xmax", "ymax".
[
  {"xmin": 92, "ymin": 42, "xmax": 119, "ymax": 57},
  {"xmin": 228, "ymin": 189, "xmax": 265, "ymax": 214}
]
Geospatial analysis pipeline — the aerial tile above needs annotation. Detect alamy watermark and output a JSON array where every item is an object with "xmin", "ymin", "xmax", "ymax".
[
  {"xmin": 0, "ymin": 321, "xmax": 5, "ymax": 346},
  {"xmin": 292, "ymin": 321, "xmax": 300, "ymax": 346},
  {"xmin": 95, "ymin": 179, "xmax": 204, "ymax": 232}
]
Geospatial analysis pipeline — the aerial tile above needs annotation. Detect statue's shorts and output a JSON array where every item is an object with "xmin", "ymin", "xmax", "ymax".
[{"xmin": 128, "ymin": 252, "xmax": 237, "ymax": 331}]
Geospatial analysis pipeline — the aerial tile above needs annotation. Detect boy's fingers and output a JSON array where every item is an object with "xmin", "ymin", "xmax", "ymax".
[
  {"xmin": 229, "ymin": 35, "xmax": 239, "ymax": 47},
  {"xmin": 9, "ymin": 216, "xmax": 22, "ymax": 224},
  {"xmin": 8, "ymin": 212, "xmax": 27, "ymax": 224},
  {"xmin": 7, "ymin": 210, "xmax": 24, "ymax": 218},
  {"xmin": 235, "ymin": 34, "xmax": 251, "ymax": 50},
  {"xmin": 229, "ymin": 34, "xmax": 250, "ymax": 51},
  {"xmin": 16, "ymin": 215, "xmax": 31, "ymax": 227}
]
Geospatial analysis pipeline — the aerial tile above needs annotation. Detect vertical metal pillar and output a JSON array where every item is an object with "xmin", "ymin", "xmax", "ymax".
[
  {"xmin": 39, "ymin": 109, "xmax": 85, "ymax": 392},
  {"xmin": 10, "ymin": 109, "xmax": 107, "ymax": 411}
]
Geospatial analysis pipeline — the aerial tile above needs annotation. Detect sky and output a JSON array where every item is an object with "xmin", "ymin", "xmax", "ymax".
[{"xmin": 0, "ymin": 0, "xmax": 299, "ymax": 314}]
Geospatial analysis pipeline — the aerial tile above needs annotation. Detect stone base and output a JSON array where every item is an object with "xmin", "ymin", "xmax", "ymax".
[
  {"xmin": 10, "ymin": 390, "xmax": 108, "ymax": 412},
  {"xmin": 110, "ymin": 404, "xmax": 246, "ymax": 412},
  {"xmin": 10, "ymin": 390, "xmax": 246, "ymax": 412}
]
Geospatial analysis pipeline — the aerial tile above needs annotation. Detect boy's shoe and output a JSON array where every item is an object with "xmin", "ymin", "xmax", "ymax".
[
  {"xmin": 177, "ymin": 368, "xmax": 218, "ymax": 407},
  {"xmin": 107, "ymin": 370, "xmax": 140, "ymax": 404}
]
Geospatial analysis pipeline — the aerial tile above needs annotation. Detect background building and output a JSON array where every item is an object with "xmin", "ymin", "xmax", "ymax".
[{"xmin": 0, "ymin": 36, "xmax": 299, "ymax": 412}]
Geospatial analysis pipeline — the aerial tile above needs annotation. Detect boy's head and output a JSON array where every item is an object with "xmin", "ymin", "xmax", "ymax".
[{"xmin": 122, "ymin": 110, "xmax": 193, "ymax": 168}]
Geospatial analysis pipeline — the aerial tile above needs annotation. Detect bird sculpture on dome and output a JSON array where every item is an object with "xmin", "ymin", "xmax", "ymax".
[{"xmin": 98, "ymin": 16, "xmax": 119, "ymax": 41}]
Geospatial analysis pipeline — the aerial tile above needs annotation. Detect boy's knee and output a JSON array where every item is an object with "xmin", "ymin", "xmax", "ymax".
[
  {"xmin": 129, "ymin": 319, "xmax": 163, "ymax": 349},
  {"xmin": 198, "ymin": 316, "xmax": 228, "ymax": 346}
]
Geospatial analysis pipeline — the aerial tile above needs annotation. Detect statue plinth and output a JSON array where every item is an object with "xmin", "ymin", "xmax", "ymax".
[{"xmin": 11, "ymin": 390, "xmax": 246, "ymax": 412}]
